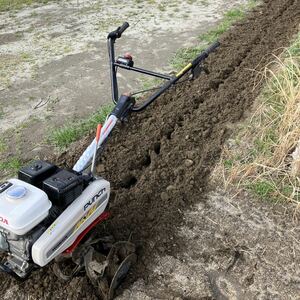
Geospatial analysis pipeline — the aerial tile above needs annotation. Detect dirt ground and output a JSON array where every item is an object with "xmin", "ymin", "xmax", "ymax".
[
  {"xmin": 0, "ymin": 0, "xmax": 247, "ymax": 165},
  {"xmin": 1, "ymin": 0, "xmax": 300, "ymax": 299},
  {"xmin": 118, "ymin": 189, "xmax": 300, "ymax": 299}
]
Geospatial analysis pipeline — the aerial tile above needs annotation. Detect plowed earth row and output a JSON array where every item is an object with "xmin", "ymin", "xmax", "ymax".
[{"xmin": 2, "ymin": 0, "xmax": 300, "ymax": 299}]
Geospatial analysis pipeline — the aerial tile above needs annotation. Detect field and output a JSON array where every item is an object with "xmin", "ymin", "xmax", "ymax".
[
  {"xmin": 0, "ymin": 0, "xmax": 248, "ymax": 176},
  {"xmin": 1, "ymin": 0, "xmax": 300, "ymax": 299}
]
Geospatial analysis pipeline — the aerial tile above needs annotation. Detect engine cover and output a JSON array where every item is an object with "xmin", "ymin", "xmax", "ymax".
[
  {"xmin": 32, "ymin": 178, "xmax": 109, "ymax": 267},
  {"xmin": 0, "ymin": 179, "xmax": 52, "ymax": 235}
]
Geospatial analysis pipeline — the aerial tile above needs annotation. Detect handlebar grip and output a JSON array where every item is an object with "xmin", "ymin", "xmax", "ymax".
[
  {"xmin": 192, "ymin": 41, "xmax": 220, "ymax": 67},
  {"xmin": 118, "ymin": 22, "xmax": 129, "ymax": 36},
  {"xmin": 107, "ymin": 22, "xmax": 130, "ymax": 39}
]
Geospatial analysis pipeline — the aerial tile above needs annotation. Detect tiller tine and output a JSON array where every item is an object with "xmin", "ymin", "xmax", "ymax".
[
  {"xmin": 53, "ymin": 237, "xmax": 136, "ymax": 300},
  {"xmin": 85, "ymin": 240, "xmax": 137, "ymax": 300}
]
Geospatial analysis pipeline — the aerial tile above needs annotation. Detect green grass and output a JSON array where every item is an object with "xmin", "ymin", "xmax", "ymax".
[
  {"xmin": 199, "ymin": 8, "xmax": 245, "ymax": 44},
  {"xmin": 49, "ymin": 104, "xmax": 113, "ymax": 149},
  {"xmin": 171, "ymin": 45, "xmax": 206, "ymax": 71},
  {"xmin": 247, "ymin": 179, "xmax": 299, "ymax": 203},
  {"xmin": 248, "ymin": 180, "xmax": 276, "ymax": 200},
  {"xmin": 139, "ymin": 76, "xmax": 162, "ymax": 90},
  {"xmin": 288, "ymin": 37, "xmax": 300, "ymax": 56},
  {"xmin": 0, "ymin": 140, "xmax": 7, "ymax": 154},
  {"xmin": 170, "ymin": 1, "xmax": 259, "ymax": 70},
  {"xmin": 0, "ymin": 0, "xmax": 52, "ymax": 11},
  {"xmin": 0, "ymin": 157, "xmax": 22, "ymax": 173},
  {"xmin": 20, "ymin": 52, "xmax": 31, "ymax": 61},
  {"xmin": 223, "ymin": 159, "xmax": 234, "ymax": 169}
]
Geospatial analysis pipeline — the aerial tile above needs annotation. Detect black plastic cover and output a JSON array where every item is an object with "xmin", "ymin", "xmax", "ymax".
[
  {"xmin": 18, "ymin": 160, "xmax": 57, "ymax": 188},
  {"xmin": 111, "ymin": 94, "xmax": 135, "ymax": 120},
  {"xmin": 43, "ymin": 170, "xmax": 84, "ymax": 208}
]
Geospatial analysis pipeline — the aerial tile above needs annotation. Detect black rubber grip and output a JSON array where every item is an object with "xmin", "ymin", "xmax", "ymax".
[
  {"xmin": 117, "ymin": 22, "xmax": 129, "ymax": 36},
  {"xmin": 108, "ymin": 22, "xmax": 130, "ymax": 39}
]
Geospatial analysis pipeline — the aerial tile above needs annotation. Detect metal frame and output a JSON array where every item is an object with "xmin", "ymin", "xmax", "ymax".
[{"xmin": 107, "ymin": 38, "xmax": 173, "ymax": 106}]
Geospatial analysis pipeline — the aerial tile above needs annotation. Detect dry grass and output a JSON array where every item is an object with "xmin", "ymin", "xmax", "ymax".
[{"xmin": 217, "ymin": 34, "xmax": 300, "ymax": 204}]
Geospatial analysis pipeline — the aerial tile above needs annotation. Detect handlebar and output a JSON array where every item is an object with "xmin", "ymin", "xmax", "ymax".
[
  {"xmin": 107, "ymin": 22, "xmax": 130, "ymax": 40},
  {"xmin": 106, "ymin": 22, "xmax": 220, "ymax": 112}
]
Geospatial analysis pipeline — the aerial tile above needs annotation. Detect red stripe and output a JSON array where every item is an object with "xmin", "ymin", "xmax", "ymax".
[
  {"xmin": 103, "ymin": 119, "xmax": 113, "ymax": 135},
  {"xmin": 96, "ymin": 124, "xmax": 102, "ymax": 143},
  {"xmin": 63, "ymin": 211, "xmax": 110, "ymax": 254}
]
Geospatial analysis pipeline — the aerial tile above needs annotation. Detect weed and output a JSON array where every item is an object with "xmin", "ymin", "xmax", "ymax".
[
  {"xmin": 0, "ymin": 140, "xmax": 7, "ymax": 153},
  {"xmin": 223, "ymin": 159, "xmax": 234, "ymax": 169},
  {"xmin": 49, "ymin": 104, "xmax": 113, "ymax": 149},
  {"xmin": 0, "ymin": 157, "xmax": 22, "ymax": 173},
  {"xmin": 248, "ymin": 179, "xmax": 276, "ymax": 199},
  {"xmin": 171, "ymin": 45, "xmax": 206, "ymax": 70},
  {"xmin": 20, "ymin": 52, "xmax": 31, "ymax": 61}
]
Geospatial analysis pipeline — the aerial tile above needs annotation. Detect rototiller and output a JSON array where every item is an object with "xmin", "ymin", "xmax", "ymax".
[{"xmin": 0, "ymin": 22, "xmax": 219, "ymax": 299}]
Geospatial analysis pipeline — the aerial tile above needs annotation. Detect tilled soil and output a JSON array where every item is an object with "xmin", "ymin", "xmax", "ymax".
[{"xmin": 2, "ymin": 0, "xmax": 300, "ymax": 299}]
